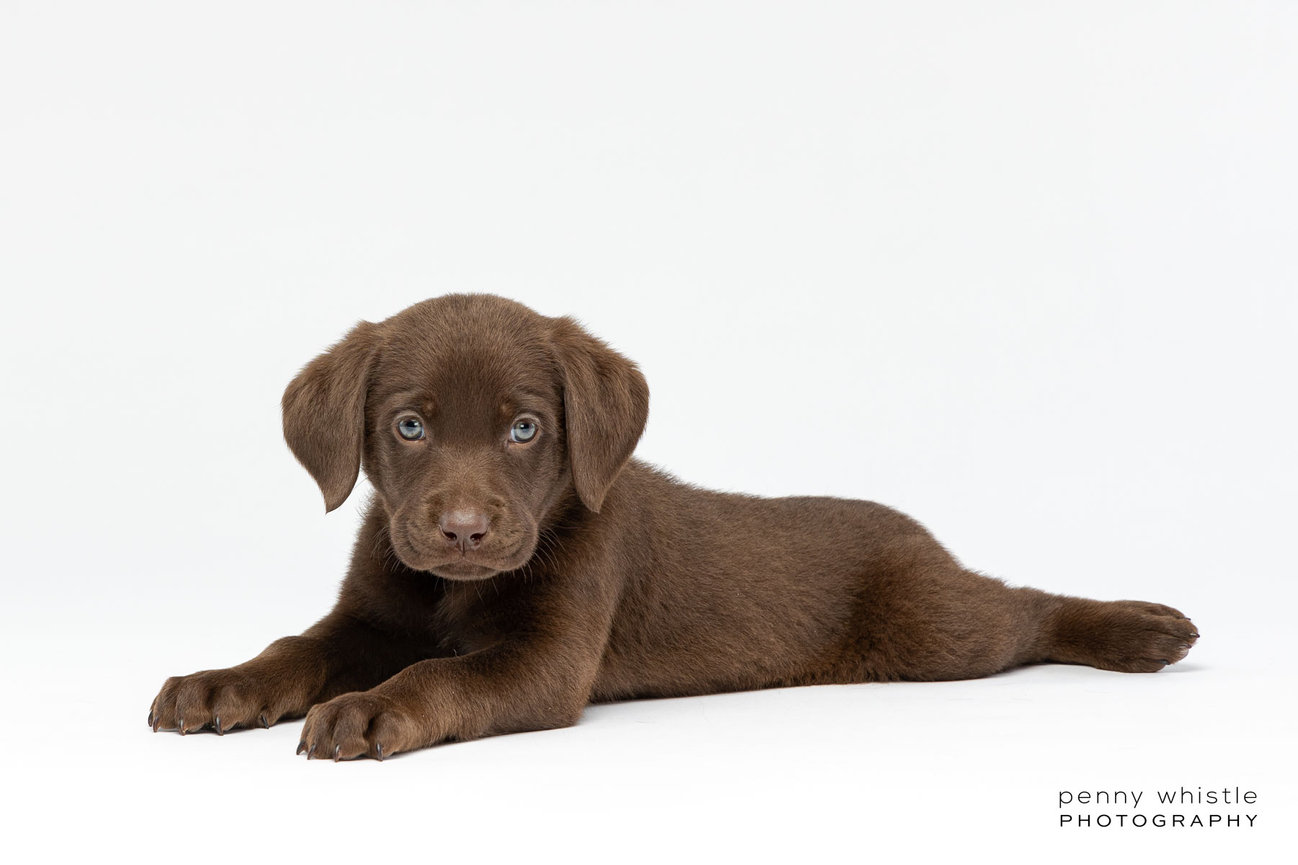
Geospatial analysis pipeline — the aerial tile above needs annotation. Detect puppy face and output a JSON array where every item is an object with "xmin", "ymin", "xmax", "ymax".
[
  {"xmin": 281, "ymin": 295, "xmax": 648, "ymax": 581},
  {"xmin": 364, "ymin": 308, "xmax": 567, "ymax": 579}
]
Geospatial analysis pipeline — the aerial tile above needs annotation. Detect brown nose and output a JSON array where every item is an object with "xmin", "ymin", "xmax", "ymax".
[{"xmin": 439, "ymin": 509, "xmax": 489, "ymax": 552}]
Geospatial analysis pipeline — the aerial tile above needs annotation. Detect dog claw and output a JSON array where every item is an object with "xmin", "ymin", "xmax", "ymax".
[
  {"xmin": 296, "ymin": 740, "xmax": 307, "ymax": 755},
  {"xmin": 334, "ymin": 745, "xmax": 341, "ymax": 762},
  {"xmin": 260, "ymin": 714, "xmax": 270, "ymax": 729},
  {"xmin": 214, "ymin": 716, "xmax": 223, "ymax": 735},
  {"xmin": 179, "ymin": 719, "xmax": 186, "ymax": 735},
  {"xmin": 147, "ymin": 711, "xmax": 154, "ymax": 728},
  {"xmin": 308, "ymin": 744, "xmax": 317, "ymax": 759},
  {"xmin": 376, "ymin": 743, "xmax": 384, "ymax": 762}
]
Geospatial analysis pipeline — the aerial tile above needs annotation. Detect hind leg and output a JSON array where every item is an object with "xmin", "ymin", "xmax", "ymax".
[
  {"xmin": 934, "ymin": 581, "xmax": 1201, "ymax": 676},
  {"xmin": 847, "ymin": 561, "xmax": 1199, "ymax": 681},
  {"xmin": 1040, "ymin": 597, "xmax": 1199, "ymax": 672}
]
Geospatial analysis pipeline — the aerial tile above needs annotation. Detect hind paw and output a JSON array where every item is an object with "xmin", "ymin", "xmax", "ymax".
[{"xmin": 1049, "ymin": 599, "xmax": 1198, "ymax": 673}]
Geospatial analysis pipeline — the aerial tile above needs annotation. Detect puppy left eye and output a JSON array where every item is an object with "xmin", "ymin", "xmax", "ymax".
[
  {"xmin": 509, "ymin": 419, "xmax": 538, "ymax": 443},
  {"xmin": 396, "ymin": 417, "xmax": 425, "ymax": 441}
]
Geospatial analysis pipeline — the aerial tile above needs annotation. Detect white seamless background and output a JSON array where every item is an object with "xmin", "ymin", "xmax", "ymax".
[{"xmin": 1, "ymin": 2, "xmax": 1294, "ymax": 863}]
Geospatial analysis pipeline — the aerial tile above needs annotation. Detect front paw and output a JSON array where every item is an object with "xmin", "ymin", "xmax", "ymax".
[
  {"xmin": 149, "ymin": 668, "xmax": 291, "ymax": 735},
  {"xmin": 299, "ymin": 691, "xmax": 425, "ymax": 761}
]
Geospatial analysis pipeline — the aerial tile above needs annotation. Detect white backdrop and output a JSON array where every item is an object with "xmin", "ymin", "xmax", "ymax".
[{"xmin": 2, "ymin": 2, "xmax": 1294, "ymax": 862}]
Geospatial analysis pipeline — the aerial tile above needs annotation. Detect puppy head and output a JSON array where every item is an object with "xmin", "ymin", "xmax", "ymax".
[{"xmin": 281, "ymin": 294, "xmax": 648, "ymax": 580}]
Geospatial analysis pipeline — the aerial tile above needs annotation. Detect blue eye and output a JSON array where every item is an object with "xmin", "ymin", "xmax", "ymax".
[
  {"xmin": 510, "ymin": 419, "xmax": 538, "ymax": 443},
  {"xmin": 396, "ymin": 417, "xmax": 425, "ymax": 441}
]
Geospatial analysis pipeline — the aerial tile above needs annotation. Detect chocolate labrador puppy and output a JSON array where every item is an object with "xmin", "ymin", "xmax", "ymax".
[{"xmin": 149, "ymin": 294, "xmax": 1198, "ymax": 760}]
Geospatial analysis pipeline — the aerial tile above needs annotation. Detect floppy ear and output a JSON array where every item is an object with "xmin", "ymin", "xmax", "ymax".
[
  {"xmin": 282, "ymin": 321, "xmax": 383, "ymax": 512},
  {"xmin": 550, "ymin": 316, "xmax": 649, "ymax": 513}
]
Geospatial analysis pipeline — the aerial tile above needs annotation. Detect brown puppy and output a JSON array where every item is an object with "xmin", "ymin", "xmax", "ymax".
[{"xmin": 149, "ymin": 294, "xmax": 1198, "ymax": 760}]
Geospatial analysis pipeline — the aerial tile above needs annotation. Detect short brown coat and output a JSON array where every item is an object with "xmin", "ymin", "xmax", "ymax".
[{"xmin": 149, "ymin": 294, "xmax": 1198, "ymax": 759}]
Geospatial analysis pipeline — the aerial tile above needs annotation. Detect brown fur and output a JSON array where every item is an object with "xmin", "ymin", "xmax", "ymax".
[{"xmin": 149, "ymin": 294, "xmax": 1199, "ymax": 760}]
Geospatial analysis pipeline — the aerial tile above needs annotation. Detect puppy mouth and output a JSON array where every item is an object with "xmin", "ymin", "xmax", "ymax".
[{"xmin": 390, "ymin": 520, "xmax": 535, "ymax": 580}]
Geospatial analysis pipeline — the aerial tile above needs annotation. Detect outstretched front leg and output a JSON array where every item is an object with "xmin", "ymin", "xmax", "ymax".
[
  {"xmin": 298, "ymin": 567, "xmax": 619, "ymax": 761},
  {"xmin": 149, "ymin": 509, "xmax": 444, "ymax": 735},
  {"xmin": 148, "ymin": 609, "xmax": 435, "ymax": 735}
]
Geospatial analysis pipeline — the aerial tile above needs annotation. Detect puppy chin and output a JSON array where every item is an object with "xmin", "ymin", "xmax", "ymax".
[{"xmin": 426, "ymin": 561, "xmax": 504, "ymax": 581}]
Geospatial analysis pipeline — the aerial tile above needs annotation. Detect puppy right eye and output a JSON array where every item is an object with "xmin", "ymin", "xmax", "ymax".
[{"xmin": 396, "ymin": 417, "xmax": 425, "ymax": 441}]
